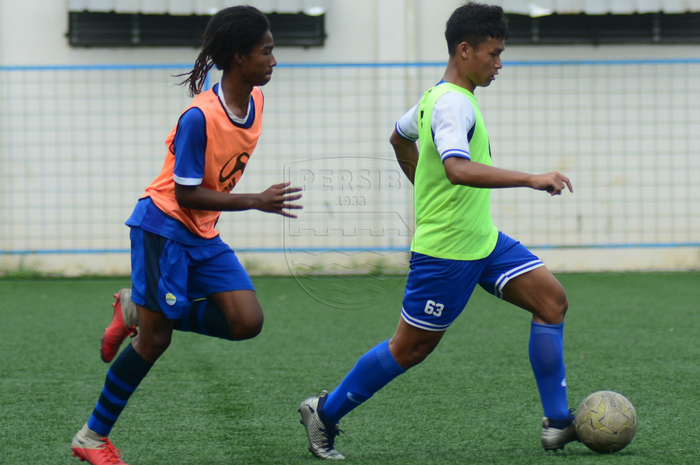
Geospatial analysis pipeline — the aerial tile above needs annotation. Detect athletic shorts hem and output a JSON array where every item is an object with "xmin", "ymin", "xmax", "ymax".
[
  {"xmin": 494, "ymin": 260, "xmax": 544, "ymax": 299},
  {"xmin": 401, "ymin": 308, "xmax": 451, "ymax": 332}
]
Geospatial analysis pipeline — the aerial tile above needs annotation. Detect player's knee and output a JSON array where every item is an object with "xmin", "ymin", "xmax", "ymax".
[
  {"xmin": 541, "ymin": 292, "xmax": 568, "ymax": 324},
  {"xmin": 553, "ymin": 288, "xmax": 569, "ymax": 318},
  {"xmin": 136, "ymin": 331, "xmax": 172, "ymax": 360},
  {"xmin": 230, "ymin": 313, "xmax": 264, "ymax": 340},
  {"xmin": 559, "ymin": 295, "xmax": 569, "ymax": 318},
  {"xmin": 152, "ymin": 331, "xmax": 173, "ymax": 353},
  {"xmin": 241, "ymin": 318, "xmax": 264, "ymax": 339},
  {"xmin": 401, "ymin": 351, "xmax": 428, "ymax": 369},
  {"xmin": 394, "ymin": 343, "xmax": 436, "ymax": 369}
]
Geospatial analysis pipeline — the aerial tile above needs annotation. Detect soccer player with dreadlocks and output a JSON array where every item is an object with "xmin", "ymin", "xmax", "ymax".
[{"xmin": 71, "ymin": 7, "xmax": 301, "ymax": 464}]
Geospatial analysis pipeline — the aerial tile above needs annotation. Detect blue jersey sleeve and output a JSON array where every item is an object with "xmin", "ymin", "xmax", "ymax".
[{"xmin": 172, "ymin": 107, "xmax": 207, "ymax": 186}]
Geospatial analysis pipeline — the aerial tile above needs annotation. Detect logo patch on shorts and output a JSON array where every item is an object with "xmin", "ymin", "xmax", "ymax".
[{"xmin": 165, "ymin": 293, "xmax": 177, "ymax": 306}]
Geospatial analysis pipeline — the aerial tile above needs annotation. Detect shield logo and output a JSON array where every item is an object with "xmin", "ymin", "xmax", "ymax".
[{"xmin": 284, "ymin": 157, "xmax": 413, "ymax": 310}]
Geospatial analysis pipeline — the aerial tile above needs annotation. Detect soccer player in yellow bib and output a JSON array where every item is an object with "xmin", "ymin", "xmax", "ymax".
[
  {"xmin": 299, "ymin": 2, "xmax": 575, "ymax": 459},
  {"xmin": 71, "ymin": 6, "xmax": 302, "ymax": 465}
]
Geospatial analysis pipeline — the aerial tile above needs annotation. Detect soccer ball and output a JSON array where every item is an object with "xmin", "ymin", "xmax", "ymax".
[{"xmin": 574, "ymin": 391, "xmax": 637, "ymax": 453}]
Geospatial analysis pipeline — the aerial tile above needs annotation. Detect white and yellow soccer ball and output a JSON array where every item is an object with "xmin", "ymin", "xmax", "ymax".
[{"xmin": 574, "ymin": 390, "xmax": 638, "ymax": 453}]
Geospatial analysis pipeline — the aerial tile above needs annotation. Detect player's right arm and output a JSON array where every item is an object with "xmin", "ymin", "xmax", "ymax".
[
  {"xmin": 175, "ymin": 183, "xmax": 302, "ymax": 217},
  {"xmin": 432, "ymin": 93, "xmax": 573, "ymax": 196},
  {"xmin": 443, "ymin": 158, "xmax": 573, "ymax": 196}
]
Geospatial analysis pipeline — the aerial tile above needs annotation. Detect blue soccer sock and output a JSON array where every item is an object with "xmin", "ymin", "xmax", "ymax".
[
  {"xmin": 173, "ymin": 299, "xmax": 232, "ymax": 340},
  {"xmin": 529, "ymin": 321, "xmax": 570, "ymax": 421},
  {"xmin": 87, "ymin": 343, "xmax": 152, "ymax": 437},
  {"xmin": 321, "ymin": 340, "xmax": 405, "ymax": 425}
]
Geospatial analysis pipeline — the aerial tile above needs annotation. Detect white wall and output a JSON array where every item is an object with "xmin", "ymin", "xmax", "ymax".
[
  {"xmin": 1, "ymin": 0, "xmax": 698, "ymax": 276},
  {"xmin": 2, "ymin": 0, "xmax": 700, "ymax": 66}
]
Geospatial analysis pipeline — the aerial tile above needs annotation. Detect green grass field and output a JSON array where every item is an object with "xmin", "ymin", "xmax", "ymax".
[{"xmin": 1, "ymin": 272, "xmax": 698, "ymax": 464}]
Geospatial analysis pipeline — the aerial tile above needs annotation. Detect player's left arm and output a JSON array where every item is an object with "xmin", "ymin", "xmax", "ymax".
[{"xmin": 391, "ymin": 102, "xmax": 421, "ymax": 185}]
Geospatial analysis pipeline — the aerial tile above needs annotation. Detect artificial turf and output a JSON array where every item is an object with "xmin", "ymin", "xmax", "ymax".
[{"xmin": 0, "ymin": 272, "xmax": 698, "ymax": 464}]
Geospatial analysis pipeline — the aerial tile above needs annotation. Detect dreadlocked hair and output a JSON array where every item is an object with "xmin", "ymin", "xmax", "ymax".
[{"xmin": 177, "ymin": 6, "xmax": 270, "ymax": 96}]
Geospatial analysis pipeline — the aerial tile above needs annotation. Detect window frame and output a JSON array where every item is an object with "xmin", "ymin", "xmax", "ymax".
[
  {"xmin": 504, "ymin": 12, "xmax": 700, "ymax": 45},
  {"xmin": 67, "ymin": 11, "xmax": 326, "ymax": 48}
]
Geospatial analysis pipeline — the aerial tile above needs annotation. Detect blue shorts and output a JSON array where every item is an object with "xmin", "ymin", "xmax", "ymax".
[
  {"xmin": 129, "ymin": 227, "xmax": 254, "ymax": 319},
  {"xmin": 401, "ymin": 232, "xmax": 544, "ymax": 331}
]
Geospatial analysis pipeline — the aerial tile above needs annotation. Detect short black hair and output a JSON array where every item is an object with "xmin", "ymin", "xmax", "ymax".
[
  {"xmin": 178, "ymin": 6, "xmax": 271, "ymax": 95},
  {"xmin": 445, "ymin": 2, "xmax": 509, "ymax": 55}
]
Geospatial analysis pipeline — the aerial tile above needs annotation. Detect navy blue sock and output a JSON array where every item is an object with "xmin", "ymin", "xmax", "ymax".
[
  {"xmin": 87, "ymin": 343, "xmax": 152, "ymax": 436},
  {"xmin": 529, "ymin": 321, "xmax": 570, "ymax": 420},
  {"xmin": 173, "ymin": 299, "xmax": 232, "ymax": 340},
  {"xmin": 322, "ymin": 340, "xmax": 405, "ymax": 425}
]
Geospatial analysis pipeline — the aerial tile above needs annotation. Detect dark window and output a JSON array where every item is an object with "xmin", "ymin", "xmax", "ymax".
[
  {"xmin": 68, "ymin": 11, "xmax": 325, "ymax": 47},
  {"xmin": 505, "ymin": 12, "xmax": 700, "ymax": 45}
]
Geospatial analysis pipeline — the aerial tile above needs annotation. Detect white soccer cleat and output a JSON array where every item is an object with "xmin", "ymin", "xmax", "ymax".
[
  {"xmin": 541, "ymin": 413, "xmax": 579, "ymax": 451},
  {"xmin": 299, "ymin": 391, "xmax": 345, "ymax": 460}
]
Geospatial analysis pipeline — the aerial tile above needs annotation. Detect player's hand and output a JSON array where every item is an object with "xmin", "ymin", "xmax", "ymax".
[
  {"xmin": 530, "ymin": 172, "xmax": 573, "ymax": 196},
  {"xmin": 257, "ymin": 182, "xmax": 303, "ymax": 218}
]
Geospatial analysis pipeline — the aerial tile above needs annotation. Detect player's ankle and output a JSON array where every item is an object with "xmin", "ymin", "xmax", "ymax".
[{"xmin": 546, "ymin": 413, "xmax": 574, "ymax": 429}]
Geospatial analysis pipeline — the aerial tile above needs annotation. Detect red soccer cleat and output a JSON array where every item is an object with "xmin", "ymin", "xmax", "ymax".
[
  {"xmin": 72, "ymin": 427, "xmax": 129, "ymax": 465},
  {"xmin": 100, "ymin": 289, "xmax": 138, "ymax": 363}
]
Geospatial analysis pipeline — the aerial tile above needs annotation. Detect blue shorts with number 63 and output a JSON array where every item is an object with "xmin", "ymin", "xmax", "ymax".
[{"xmin": 401, "ymin": 232, "xmax": 544, "ymax": 332}]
